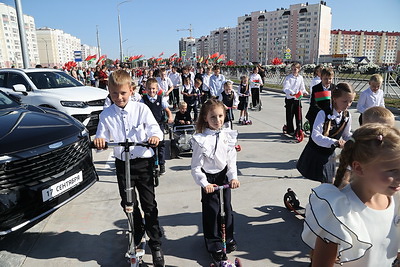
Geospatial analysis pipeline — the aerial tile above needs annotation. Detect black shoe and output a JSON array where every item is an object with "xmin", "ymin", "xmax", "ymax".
[
  {"xmin": 211, "ymin": 250, "xmax": 227, "ymax": 262},
  {"xmin": 151, "ymin": 246, "xmax": 165, "ymax": 267},
  {"xmin": 226, "ymin": 241, "xmax": 237, "ymax": 254},
  {"xmin": 159, "ymin": 164, "xmax": 166, "ymax": 175}
]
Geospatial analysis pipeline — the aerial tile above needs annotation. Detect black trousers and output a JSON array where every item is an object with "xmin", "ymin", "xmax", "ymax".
[
  {"xmin": 251, "ymin": 87, "xmax": 260, "ymax": 107},
  {"xmin": 187, "ymin": 104, "xmax": 198, "ymax": 121},
  {"xmin": 201, "ymin": 167, "xmax": 235, "ymax": 253},
  {"xmin": 152, "ymin": 123, "xmax": 166, "ymax": 165},
  {"xmin": 284, "ymin": 98, "xmax": 301, "ymax": 134},
  {"xmin": 115, "ymin": 157, "xmax": 162, "ymax": 249},
  {"xmin": 170, "ymin": 88, "xmax": 180, "ymax": 106}
]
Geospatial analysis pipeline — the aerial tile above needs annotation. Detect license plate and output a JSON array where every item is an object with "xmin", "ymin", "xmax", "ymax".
[{"xmin": 42, "ymin": 171, "xmax": 83, "ymax": 202}]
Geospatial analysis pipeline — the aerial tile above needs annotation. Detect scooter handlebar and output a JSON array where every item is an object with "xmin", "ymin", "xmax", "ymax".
[
  {"xmin": 213, "ymin": 184, "xmax": 231, "ymax": 191},
  {"xmin": 89, "ymin": 141, "xmax": 150, "ymax": 149}
]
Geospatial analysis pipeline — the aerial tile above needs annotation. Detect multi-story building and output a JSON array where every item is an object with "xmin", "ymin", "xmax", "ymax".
[
  {"xmin": 331, "ymin": 29, "xmax": 400, "ymax": 64},
  {"xmin": 0, "ymin": 3, "xmax": 39, "ymax": 68},
  {"xmin": 195, "ymin": 35, "xmax": 210, "ymax": 61},
  {"xmin": 81, "ymin": 44, "xmax": 99, "ymax": 67},
  {"xmin": 236, "ymin": 1, "xmax": 331, "ymax": 65},
  {"xmin": 178, "ymin": 37, "xmax": 196, "ymax": 63},
  {"xmin": 208, "ymin": 27, "xmax": 237, "ymax": 63},
  {"xmin": 36, "ymin": 27, "xmax": 81, "ymax": 68}
]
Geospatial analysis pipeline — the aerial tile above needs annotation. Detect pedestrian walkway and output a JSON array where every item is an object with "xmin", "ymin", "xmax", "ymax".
[{"xmin": 0, "ymin": 88, "xmax": 398, "ymax": 267}]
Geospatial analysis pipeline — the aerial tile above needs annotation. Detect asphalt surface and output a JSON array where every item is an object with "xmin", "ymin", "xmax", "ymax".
[{"xmin": 1, "ymin": 89, "xmax": 399, "ymax": 267}]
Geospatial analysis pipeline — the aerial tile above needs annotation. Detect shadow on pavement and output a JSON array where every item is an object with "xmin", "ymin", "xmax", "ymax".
[{"xmin": 237, "ymin": 159, "xmax": 297, "ymax": 171}]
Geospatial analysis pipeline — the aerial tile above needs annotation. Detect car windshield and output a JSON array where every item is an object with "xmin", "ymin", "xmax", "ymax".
[
  {"xmin": 27, "ymin": 71, "xmax": 83, "ymax": 89},
  {"xmin": 0, "ymin": 91, "xmax": 19, "ymax": 109}
]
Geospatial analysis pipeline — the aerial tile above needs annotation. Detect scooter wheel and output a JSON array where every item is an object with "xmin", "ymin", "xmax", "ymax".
[
  {"xmin": 282, "ymin": 125, "xmax": 287, "ymax": 134},
  {"xmin": 235, "ymin": 258, "xmax": 242, "ymax": 267},
  {"xmin": 235, "ymin": 145, "xmax": 241, "ymax": 152},
  {"xmin": 295, "ymin": 130, "xmax": 304, "ymax": 143},
  {"xmin": 284, "ymin": 188, "xmax": 301, "ymax": 210}
]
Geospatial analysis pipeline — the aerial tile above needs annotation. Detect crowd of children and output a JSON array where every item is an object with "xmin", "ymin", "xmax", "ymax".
[{"xmin": 91, "ymin": 62, "xmax": 399, "ymax": 266}]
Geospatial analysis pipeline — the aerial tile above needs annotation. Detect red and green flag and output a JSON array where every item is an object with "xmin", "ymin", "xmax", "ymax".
[
  {"xmin": 96, "ymin": 55, "xmax": 107, "ymax": 65},
  {"xmin": 315, "ymin": 91, "xmax": 331, "ymax": 102},
  {"xmin": 295, "ymin": 91, "xmax": 303, "ymax": 100},
  {"xmin": 216, "ymin": 54, "xmax": 225, "ymax": 63},
  {"xmin": 85, "ymin": 54, "xmax": 97, "ymax": 61},
  {"xmin": 158, "ymin": 52, "xmax": 164, "ymax": 57}
]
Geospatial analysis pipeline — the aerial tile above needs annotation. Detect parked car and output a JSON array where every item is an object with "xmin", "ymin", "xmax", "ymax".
[
  {"xmin": 0, "ymin": 90, "xmax": 98, "ymax": 235},
  {"xmin": 0, "ymin": 68, "xmax": 108, "ymax": 134}
]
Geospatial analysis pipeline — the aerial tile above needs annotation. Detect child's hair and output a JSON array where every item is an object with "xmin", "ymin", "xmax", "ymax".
[
  {"xmin": 196, "ymin": 98, "xmax": 226, "ymax": 133},
  {"xmin": 240, "ymin": 75, "xmax": 248, "ymax": 83},
  {"xmin": 224, "ymin": 80, "xmax": 233, "ymax": 90},
  {"xmin": 108, "ymin": 69, "xmax": 131, "ymax": 89},
  {"xmin": 321, "ymin": 67, "xmax": 334, "ymax": 77},
  {"xmin": 362, "ymin": 106, "xmax": 395, "ymax": 126},
  {"xmin": 212, "ymin": 65, "xmax": 220, "ymax": 71},
  {"xmin": 178, "ymin": 101, "xmax": 187, "ymax": 108},
  {"xmin": 194, "ymin": 78, "xmax": 202, "ymax": 86},
  {"xmin": 334, "ymin": 123, "xmax": 400, "ymax": 187},
  {"xmin": 369, "ymin": 73, "xmax": 383, "ymax": 84},
  {"xmin": 183, "ymin": 76, "xmax": 190, "ymax": 84},
  {"xmin": 146, "ymin": 77, "xmax": 158, "ymax": 89},
  {"xmin": 159, "ymin": 67, "xmax": 166, "ymax": 73},
  {"xmin": 292, "ymin": 62, "xmax": 301, "ymax": 69},
  {"xmin": 313, "ymin": 64, "xmax": 323, "ymax": 77}
]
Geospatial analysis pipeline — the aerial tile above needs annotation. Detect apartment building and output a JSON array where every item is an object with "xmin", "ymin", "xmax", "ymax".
[
  {"xmin": 331, "ymin": 29, "xmax": 400, "ymax": 64},
  {"xmin": 178, "ymin": 36, "xmax": 196, "ymax": 63},
  {"xmin": 36, "ymin": 27, "xmax": 81, "ymax": 68},
  {"xmin": 236, "ymin": 1, "xmax": 331, "ymax": 65},
  {"xmin": 208, "ymin": 27, "xmax": 237, "ymax": 63},
  {"xmin": 195, "ymin": 35, "xmax": 210, "ymax": 60},
  {"xmin": 0, "ymin": 3, "xmax": 39, "ymax": 68}
]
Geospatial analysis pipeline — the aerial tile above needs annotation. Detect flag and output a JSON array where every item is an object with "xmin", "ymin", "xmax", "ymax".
[
  {"xmin": 85, "ymin": 55, "xmax": 97, "ymax": 61},
  {"xmin": 96, "ymin": 55, "xmax": 106, "ymax": 65},
  {"xmin": 271, "ymin": 57, "xmax": 283, "ymax": 65},
  {"xmin": 226, "ymin": 60, "xmax": 235, "ymax": 66},
  {"xmin": 216, "ymin": 54, "xmax": 225, "ymax": 63},
  {"xmin": 158, "ymin": 52, "xmax": 164, "ymax": 57},
  {"xmin": 169, "ymin": 53, "xmax": 177, "ymax": 58},
  {"xmin": 210, "ymin": 52, "xmax": 219, "ymax": 59},
  {"xmin": 315, "ymin": 91, "xmax": 331, "ymax": 102},
  {"xmin": 198, "ymin": 56, "xmax": 204, "ymax": 63},
  {"xmin": 295, "ymin": 91, "xmax": 303, "ymax": 100},
  {"xmin": 156, "ymin": 57, "xmax": 163, "ymax": 62}
]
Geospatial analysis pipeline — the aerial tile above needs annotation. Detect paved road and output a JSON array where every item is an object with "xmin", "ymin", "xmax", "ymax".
[{"xmin": 1, "ymin": 89, "xmax": 399, "ymax": 267}]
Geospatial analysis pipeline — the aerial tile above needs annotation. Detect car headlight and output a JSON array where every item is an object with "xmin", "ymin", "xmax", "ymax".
[{"xmin": 60, "ymin": 101, "xmax": 88, "ymax": 108}]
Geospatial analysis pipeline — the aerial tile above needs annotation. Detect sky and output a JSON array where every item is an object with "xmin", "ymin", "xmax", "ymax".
[{"xmin": 1, "ymin": 0, "xmax": 400, "ymax": 60}]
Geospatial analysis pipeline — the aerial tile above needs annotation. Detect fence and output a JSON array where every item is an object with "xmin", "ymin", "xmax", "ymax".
[{"xmin": 222, "ymin": 67, "xmax": 400, "ymax": 99}]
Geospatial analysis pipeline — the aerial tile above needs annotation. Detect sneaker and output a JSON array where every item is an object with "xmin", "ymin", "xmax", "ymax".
[
  {"xmin": 226, "ymin": 241, "xmax": 237, "ymax": 254},
  {"xmin": 159, "ymin": 164, "xmax": 166, "ymax": 175},
  {"xmin": 151, "ymin": 246, "xmax": 165, "ymax": 267},
  {"xmin": 211, "ymin": 250, "xmax": 227, "ymax": 262}
]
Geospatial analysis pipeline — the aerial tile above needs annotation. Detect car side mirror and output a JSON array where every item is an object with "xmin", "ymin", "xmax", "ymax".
[{"xmin": 13, "ymin": 84, "xmax": 28, "ymax": 95}]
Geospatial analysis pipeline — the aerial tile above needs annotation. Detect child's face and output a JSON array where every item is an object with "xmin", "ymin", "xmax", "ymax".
[
  {"xmin": 241, "ymin": 78, "xmax": 247, "ymax": 84},
  {"xmin": 179, "ymin": 106, "xmax": 187, "ymax": 113},
  {"xmin": 369, "ymin": 81, "xmax": 382, "ymax": 93},
  {"xmin": 333, "ymin": 92, "xmax": 355, "ymax": 112},
  {"xmin": 291, "ymin": 66, "xmax": 300, "ymax": 76},
  {"xmin": 109, "ymin": 83, "xmax": 132, "ymax": 108},
  {"xmin": 321, "ymin": 74, "xmax": 333, "ymax": 87},
  {"xmin": 224, "ymin": 84, "xmax": 232, "ymax": 93},
  {"xmin": 353, "ymin": 156, "xmax": 400, "ymax": 197},
  {"xmin": 213, "ymin": 69, "xmax": 220, "ymax": 75},
  {"xmin": 205, "ymin": 106, "xmax": 225, "ymax": 130},
  {"xmin": 160, "ymin": 71, "xmax": 166, "ymax": 78},
  {"xmin": 146, "ymin": 82, "xmax": 159, "ymax": 97}
]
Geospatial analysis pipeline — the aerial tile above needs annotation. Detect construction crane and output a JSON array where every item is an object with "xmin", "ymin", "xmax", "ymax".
[{"xmin": 176, "ymin": 24, "xmax": 193, "ymax": 38}]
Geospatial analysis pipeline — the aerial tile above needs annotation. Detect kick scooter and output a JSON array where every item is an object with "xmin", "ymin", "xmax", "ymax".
[
  {"xmin": 283, "ymin": 188, "xmax": 305, "ymax": 218},
  {"xmin": 210, "ymin": 185, "xmax": 242, "ymax": 267},
  {"xmin": 92, "ymin": 140, "xmax": 160, "ymax": 266}
]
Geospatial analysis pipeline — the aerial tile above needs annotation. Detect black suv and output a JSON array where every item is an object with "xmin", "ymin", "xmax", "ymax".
[{"xmin": 0, "ymin": 90, "xmax": 98, "ymax": 235}]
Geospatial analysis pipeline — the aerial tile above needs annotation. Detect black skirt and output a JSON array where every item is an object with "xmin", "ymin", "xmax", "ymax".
[
  {"xmin": 238, "ymin": 96, "xmax": 249, "ymax": 111},
  {"xmin": 296, "ymin": 143, "xmax": 336, "ymax": 183}
]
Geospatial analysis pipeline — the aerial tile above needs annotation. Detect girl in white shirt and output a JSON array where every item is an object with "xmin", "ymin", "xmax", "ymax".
[
  {"xmin": 297, "ymin": 83, "xmax": 355, "ymax": 183},
  {"xmin": 190, "ymin": 99, "xmax": 240, "ymax": 262},
  {"xmin": 309, "ymin": 65, "xmax": 323, "ymax": 98},
  {"xmin": 302, "ymin": 123, "xmax": 400, "ymax": 266}
]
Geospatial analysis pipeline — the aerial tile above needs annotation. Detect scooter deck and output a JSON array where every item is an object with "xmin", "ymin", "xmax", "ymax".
[{"xmin": 135, "ymin": 237, "xmax": 146, "ymax": 257}]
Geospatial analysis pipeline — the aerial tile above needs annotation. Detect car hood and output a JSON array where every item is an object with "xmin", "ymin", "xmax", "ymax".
[
  {"xmin": 0, "ymin": 107, "xmax": 81, "ymax": 155},
  {"xmin": 38, "ymin": 86, "xmax": 108, "ymax": 101}
]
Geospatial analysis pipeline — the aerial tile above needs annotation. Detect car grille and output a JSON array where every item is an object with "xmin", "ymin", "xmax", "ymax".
[
  {"xmin": 0, "ymin": 138, "xmax": 90, "ymax": 190},
  {"xmin": 87, "ymin": 99, "xmax": 105, "ymax": 106}
]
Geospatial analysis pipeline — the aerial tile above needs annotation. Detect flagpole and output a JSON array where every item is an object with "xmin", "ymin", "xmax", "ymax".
[
  {"xmin": 117, "ymin": 0, "xmax": 131, "ymax": 65},
  {"xmin": 96, "ymin": 25, "xmax": 101, "ymax": 61}
]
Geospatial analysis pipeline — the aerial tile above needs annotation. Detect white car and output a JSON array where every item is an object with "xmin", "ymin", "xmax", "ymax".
[{"xmin": 0, "ymin": 68, "xmax": 108, "ymax": 134}]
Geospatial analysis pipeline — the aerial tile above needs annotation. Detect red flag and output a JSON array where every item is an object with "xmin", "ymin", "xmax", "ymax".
[
  {"xmin": 295, "ymin": 91, "xmax": 303, "ymax": 100},
  {"xmin": 96, "ymin": 55, "xmax": 107, "ymax": 65},
  {"xmin": 170, "ymin": 53, "xmax": 177, "ymax": 58},
  {"xmin": 158, "ymin": 52, "xmax": 164, "ymax": 57},
  {"xmin": 271, "ymin": 57, "xmax": 283, "ymax": 65},
  {"xmin": 85, "ymin": 54, "xmax": 97, "ymax": 61},
  {"xmin": 226, "ymin": 60, "xmax": 235, "ymax": 66},
  {"xmin": 156, "ymin": 58, "xmax": 163, "ymax": 62},
  {"xmin": 210, "ymin": 52, "xmax": 219, "ymax": 59}
]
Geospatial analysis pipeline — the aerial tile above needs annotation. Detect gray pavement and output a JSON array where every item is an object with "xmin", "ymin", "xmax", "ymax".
[{"xmin": 1, "ymin": 89, "xmax": 399, "ymax": 267}]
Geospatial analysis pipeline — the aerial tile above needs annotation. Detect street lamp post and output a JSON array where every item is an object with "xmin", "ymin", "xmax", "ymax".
[
  {"xmin": 41, "ymin": 38, "xmax": 50, "ymax": 67},
  {"xmin": 117, "ymin": 0, "xmax": 131, "ymax": 64}
]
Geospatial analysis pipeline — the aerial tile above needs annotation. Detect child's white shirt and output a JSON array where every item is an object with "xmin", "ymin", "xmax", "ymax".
[
  {"xmin": 302, "ymin": 184, "xmax": 400, "ymax": 266},
  {"xmin": 356, "ymin": 87, "xmax": 385, "ymax": 113},
  {"xmin": 191, "ymin": 128, "xmax": 238, "ymax": 187}
]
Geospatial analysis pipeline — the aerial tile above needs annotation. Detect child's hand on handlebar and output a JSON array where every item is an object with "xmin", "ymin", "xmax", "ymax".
[
  {"xmin": 230, "ymin": 179, "xmax": 240, "ymax": 189},
  {"xmin": 204, "ymin": 184, "xmax": 218, "ymax": 194},
  {"xmin": 93, "ymin": 138, "xmax": 107, "ymax": 150},
  {"xmin": 148, "ymin": 136, "xmax": 160, "ymax": 147}
]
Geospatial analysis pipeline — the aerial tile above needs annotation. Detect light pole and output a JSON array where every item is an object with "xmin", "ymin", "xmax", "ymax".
[
  {"xmin": 41, "ymin": 38, "xmax": 50, "ymax": 67},
  {"xmin": 117, "ymin": 0, "xmax": 131, "ymax": 64}
]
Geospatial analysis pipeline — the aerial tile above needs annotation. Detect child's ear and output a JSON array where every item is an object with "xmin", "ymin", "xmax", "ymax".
[{"xmin": 351, "ymin": 161, "xmax": 364, "ymax": 176}]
